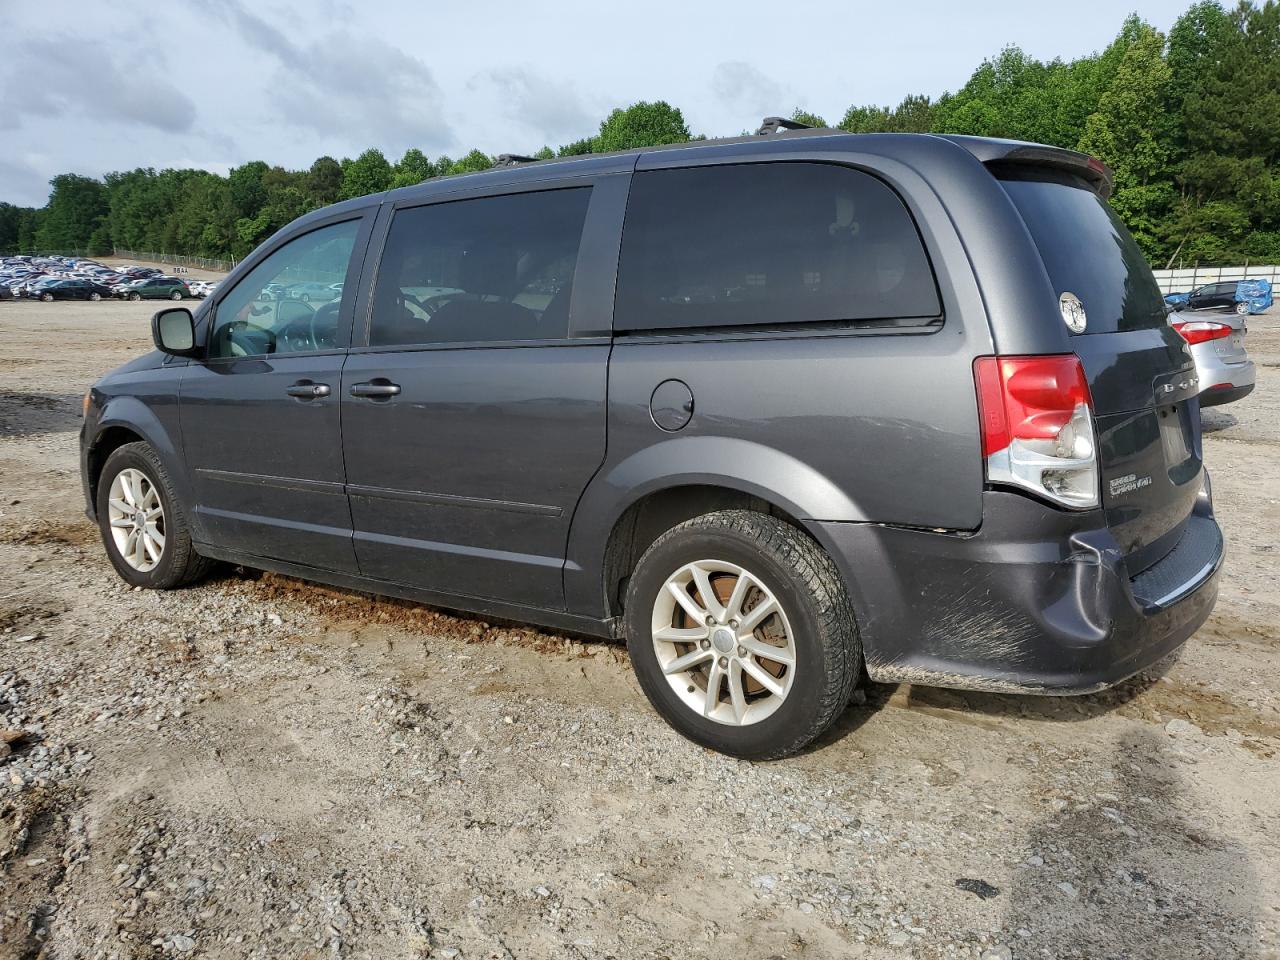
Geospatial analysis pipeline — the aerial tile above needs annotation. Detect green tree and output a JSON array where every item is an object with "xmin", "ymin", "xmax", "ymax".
[
  {"xmin": 594, "ymin": 101, "xmax": 691, "ymax": 152},
  {"xmin": 1078, "ymin": 22, "xmax": 1177, "ymax": 257},
  {"xmin": 340, "ymin": 149, "xmax": 393, "ymax": 199},
  {"xmin": 34, "ymin": 174, "xmax": 108, "ymax": 251},
  {"xmin": 445, "ymin": 149, "xmax": 494, "ymax": 175},
  {"xmin": 307, "ymin": 156, "xmax": 343, "ymax": 207},
  {"xmin": 391, "ymin": 148, "xmax": 435, "ymax": 188},
  {"xmin": 791, "ymin": 108, "xmax": 826, "ymax": 128},
  {"xmin": 557, "ymin": 138, "xmax": 594, "ymax": 157}
]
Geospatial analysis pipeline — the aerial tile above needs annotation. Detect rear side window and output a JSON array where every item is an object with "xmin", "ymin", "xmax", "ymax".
[
  {"xmin": 997, "ymin": 169, "xmax": 1166, "ymax": 334},
  {"xmin": 370, "ymin": 187, "xmax": 591, "ymax": 347},
  {"xmin": 614, "ymin": 162, "xmax": 940, "ymax": 333}
]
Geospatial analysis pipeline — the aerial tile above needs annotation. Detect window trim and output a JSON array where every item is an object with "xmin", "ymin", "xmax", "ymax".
[
  {"xmin": 611, "ymin": 159, "xmax": 943, "ymax": 337},
  {"xmin": 201, "ymin": 209, "xmax": 375, "ymax": 363},
  {"xmin": 354, "ymin": 172, "xmax": 629, "ymax": 350}
]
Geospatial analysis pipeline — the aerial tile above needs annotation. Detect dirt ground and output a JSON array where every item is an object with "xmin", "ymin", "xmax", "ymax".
[{"xmin": 1, "ymin": 283, "xmax": 1278, "ymax": 960}]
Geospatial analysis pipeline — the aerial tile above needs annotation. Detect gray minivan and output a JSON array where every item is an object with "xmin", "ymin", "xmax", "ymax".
[{"xmin": 80, "ymin": 127, "xmax": 1223, "ymax": 759}]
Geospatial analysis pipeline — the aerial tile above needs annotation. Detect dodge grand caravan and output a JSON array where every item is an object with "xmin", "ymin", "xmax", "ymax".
[{"xmin": 81, "ymin": 127, "xmax": 1224, "ymax": 759}]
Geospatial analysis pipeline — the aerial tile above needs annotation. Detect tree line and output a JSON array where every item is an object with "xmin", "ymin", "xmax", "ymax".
[{"xmin": 1, "ymin": 1, "xmax": 1276, "ymax": 267}]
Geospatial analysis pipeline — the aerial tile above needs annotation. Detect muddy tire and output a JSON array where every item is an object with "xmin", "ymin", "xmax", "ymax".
[
  {"xmin": 624, "ymin": 510, "xmax": 861, "ymax": 760},
  {"xmin": 96, "ymin": 441, "xmax": 216, "ymax": 589}
]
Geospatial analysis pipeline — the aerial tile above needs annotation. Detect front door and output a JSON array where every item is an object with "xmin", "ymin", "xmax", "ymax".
[
  {"xmin": 180, "ymin": 214, "xmax": 370, "ymax": 572},
  {"xmin": 341, "ymin": 182, "xmax": 618, "ymax": 609}
]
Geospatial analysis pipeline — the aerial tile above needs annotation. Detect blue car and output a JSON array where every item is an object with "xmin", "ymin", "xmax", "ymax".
[{"xmin": 1164, "ymin": 279, "xmax": 1273, "ymax": 316}]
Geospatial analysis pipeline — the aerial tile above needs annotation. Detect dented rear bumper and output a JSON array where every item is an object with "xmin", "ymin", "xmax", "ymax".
[{"xmin": 809, "ymin": 486, "xmax": 1222, "ymax": 695}]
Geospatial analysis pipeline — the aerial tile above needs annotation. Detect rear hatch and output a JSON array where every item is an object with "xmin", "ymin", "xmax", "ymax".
[{"xmin": 995, "ymin": 167, "xmax": 1202, "ymax": 574}]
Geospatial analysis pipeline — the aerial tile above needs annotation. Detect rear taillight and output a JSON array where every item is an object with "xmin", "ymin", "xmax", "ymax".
[
  {"xmin": 973, "ymin": 355, "xmax": 1099, "ymax": 510},
  {"xmin": 1171, "ymin": 320, "xmax": 1232, "ymax": 345}
]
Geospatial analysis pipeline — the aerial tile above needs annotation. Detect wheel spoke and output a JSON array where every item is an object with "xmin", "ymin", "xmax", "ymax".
[
  {"xmin": 119, "ymin": 476, "xmax": 136, "ymax": 506},
  {"xmin": 145, "ymin": 522, "xmax": 165, "ymax": 552},
  {"xmin": 109, "ymin": 498, "xmax": 132, "ymax": 515},
  {"xmin": 727, "ymin": 660, "xmax": 748, "ymax": 723},
  {"xmin": 142, "ymin": 533, "xmax": 162, "ymax": 563},
  {"xmin": 133, "ymin": 532, "xmax": 148, "ymax": 568},
  {"xmin": 742, "ymin": 657, "xmax": 785, "ymax": 697},
  {"xmin": 653, "ymin": 626, "xmax": 709, "ymax": 645},
  {"xmin": 723, "ymin": 571, "xmax": 754, "ymax": 622},
  {"xmin": 703, "ymin": 661, "xmax": 724, "ymax": 717},
  {"xmin": 667, "ymin": 580, "xmax": 709, "ymax": 625},
  {"xmin": 739, "ymin": 595, "xmax": 778, "ymax": 633},
  {"xmin": 662, "ymin": 647, "xmax": 713, "ymax": 675},
  {"xmin": 109, "ymin": 517, "xmax": 133, "ymax": 529},
  {"xmin": 740, "ymin": 635, "xmax": 795, "ymax": 666},
  {"xmin": 124, "ymin": 528, "xmax": 139, "ymax": 557},
  {"xmin": 689, "ymin": 564, "xmax": 725, "ymax": 621}
]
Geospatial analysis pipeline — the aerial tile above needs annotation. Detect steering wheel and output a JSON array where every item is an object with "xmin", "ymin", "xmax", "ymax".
[
  {"xmin": 223, "ymin": 320, "xmax": 277, "ymax": 357},
  {"xmin": 308, "ymin": 301, "xmax": 341, "ymax": 348}
]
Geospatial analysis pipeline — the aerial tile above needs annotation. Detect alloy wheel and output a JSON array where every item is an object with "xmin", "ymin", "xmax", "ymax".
[
  {"xmin": 107, "ymin": 467, "xmax": 166, "ymax": 572},
  {"xmin": 650, "ymin": 559, "xmax": 796, "ymax": 726}
]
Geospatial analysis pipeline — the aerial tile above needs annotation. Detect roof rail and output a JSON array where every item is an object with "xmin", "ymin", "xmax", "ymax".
[
  {"xmin": 756, "ymin": 116, "xmax": 816, "ymax": 135},
  {"xmin": 494, "ymin": 153, "xmax": 539, "ymax": 167}
]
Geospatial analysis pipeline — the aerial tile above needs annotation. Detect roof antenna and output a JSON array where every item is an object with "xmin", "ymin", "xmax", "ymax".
[
  {"xmin": 494, "ymin": 153, "xmax": 538, "ymax": 166},
  {"xmin": 757, "ymin": 116, "xmax": 816, "ymax": 135}
]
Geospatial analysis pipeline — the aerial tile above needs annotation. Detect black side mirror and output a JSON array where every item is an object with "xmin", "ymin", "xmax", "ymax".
[{"xmin": 151, "ymin": 307, "xmax": 200, "ymax": 357}]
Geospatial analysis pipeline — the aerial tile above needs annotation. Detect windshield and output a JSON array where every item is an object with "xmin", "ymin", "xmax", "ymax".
[{"xmin": 998, "ymin": 169, "xmax": 1166, "ymax": 334}]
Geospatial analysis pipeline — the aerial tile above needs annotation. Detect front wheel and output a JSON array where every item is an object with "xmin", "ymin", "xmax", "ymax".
[
  {"xmin": 624, "ymin": 510, "xmax": 861, "ymax": 760},
  {"xmin": 96, "ymin": 442, "xmax": 214, "ymax": 588},
  {"xmin": 89, "ymin": 292, "xmax": 101, "ymax": 301},
  {"xmin": 40, "ymin": 293, "xmax": 53, "ymax": 302},
  {"xmin": 129, "ymin": 292, "xmax": 142, "ymax": 301}
]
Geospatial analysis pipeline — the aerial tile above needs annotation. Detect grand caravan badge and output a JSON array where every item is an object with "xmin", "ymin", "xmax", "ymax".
[{"xmin": 1109, "ymin": 473, "xmax": 1153, "ymax": 497}]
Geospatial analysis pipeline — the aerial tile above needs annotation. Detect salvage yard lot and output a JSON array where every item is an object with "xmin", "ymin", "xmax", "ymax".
[{"xmin": 1, "ymin": 294, "xmax": 1278, "ymax": 959}]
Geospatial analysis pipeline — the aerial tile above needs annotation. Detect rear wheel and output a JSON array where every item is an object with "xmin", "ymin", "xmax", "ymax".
[
  {"xmin": 89, "ymin": 291, "xmax": 101, "ymax": 301},
  {"xmin": 170, "ymin": 290, "xmax": 182, "ymax": 301},
  {"xmin": 96, "ymin": 442, "xmax": 215, "ymax": 589},
  {"xmin": 1235, "ymin": 301, "xmax": 1250, "ymax": 316},
  {"xmin": 40, "ymin": 293, "xmax": 53, "ymax": 302},
  {"xmin": 624, "ymin": 510, "xmax": 861, "ymax": 760}
]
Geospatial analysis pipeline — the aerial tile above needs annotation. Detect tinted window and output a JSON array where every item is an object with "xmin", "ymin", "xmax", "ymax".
[
  {"xmin": 998, "ymin": 169, "xmax": 1166, "ymax": 334},
  {"xmin": 614, "ymin": 163, "xmax": 940, "ymax": 332},
  {"xmin": 370, "ymin": 187, "xmax": 591, "ymax": 346},
  {"xmin": 209, "ymin": 219, "xmax": 360, "ymax": 359}
]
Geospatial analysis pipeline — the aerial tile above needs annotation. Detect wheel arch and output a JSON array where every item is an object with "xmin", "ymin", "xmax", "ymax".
[
  {"xmin": 89, "ymin": 398, "xmax": 196, "ymax": 532},
  {"xmin": 565, "ymin": 437, "xmax": 866, "ymax": 621}
]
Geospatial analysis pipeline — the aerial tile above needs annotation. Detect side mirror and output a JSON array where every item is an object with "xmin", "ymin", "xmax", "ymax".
[{"xmin": 151, "ymin": 307, "xmax": 199, "ymax": 357}]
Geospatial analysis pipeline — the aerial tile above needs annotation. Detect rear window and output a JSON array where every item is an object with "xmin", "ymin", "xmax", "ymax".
[
  {"xmin": 997, "ymin": 169, "xmax": 1166, "ymax": 334},
  {"xmin": 614, "ymin": 162, "xmax": 941, "ymax": 333}
]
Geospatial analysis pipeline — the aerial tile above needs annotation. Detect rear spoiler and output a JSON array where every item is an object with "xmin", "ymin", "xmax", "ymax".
[{"xmin": 939, "ymin": 135, "xmax": 1114, "ymax": 199}]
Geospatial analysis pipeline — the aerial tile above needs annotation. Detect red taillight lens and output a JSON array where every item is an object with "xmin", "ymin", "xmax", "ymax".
[
  {"xmin": 973, "ymin": 355, "xmax": 1094, "ymax": 457},
  {"xmin": 1172, "ymin": 320, "xmax": 1232, "ymax": 345}
]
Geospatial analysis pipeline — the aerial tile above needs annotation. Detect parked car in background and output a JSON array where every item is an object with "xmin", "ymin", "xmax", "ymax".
[
  {"xmin": 1169, "ymin": 311, "xmax": 1256, "ymax": 406},
  {"xmin": 284, "ymin": 281, "xmax": 338, "ymax": 302},
  {"xmin": 35, "ymin": 278, "xmax": 114, "ymax": 301},
  {"xmin": 1164, "ymin": 279, "xmax": 1274, "ymax": 316},
  {"xmin": 113, "ymin": 277, "xmax": 190, "ymax": 301}
]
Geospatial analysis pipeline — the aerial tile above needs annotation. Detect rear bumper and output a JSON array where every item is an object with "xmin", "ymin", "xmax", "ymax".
[
  {"xmin": 809, "ymin": 485, "xmax": 1222, "ymax": 695},
  {"xmin": 1193, "ymin": 349, "xmax": 1254, "ymax": 407}
]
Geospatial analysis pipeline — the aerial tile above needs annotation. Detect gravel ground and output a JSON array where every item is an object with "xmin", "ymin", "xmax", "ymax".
[{"xmin": 1, "ymin": 288, "xmax": 1278, "ymax": 960}]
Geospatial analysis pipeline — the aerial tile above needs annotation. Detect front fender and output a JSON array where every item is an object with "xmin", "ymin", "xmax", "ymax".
[
  {"xmin": 88, "ymin": 391, "xmax": 198, "ymax": 536},
  {"xmin": 563, "ymin": 436, "xmax": 867, "ymax": 617}
]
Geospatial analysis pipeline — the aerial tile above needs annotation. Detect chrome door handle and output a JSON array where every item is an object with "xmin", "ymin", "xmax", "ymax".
[
  {"xmin": 349, "ymin": 380, "xmax": 401, "ymax": 399},
  {"xmin": 286, "ymin": 381, "xmax": 330, "ymax": 399}
]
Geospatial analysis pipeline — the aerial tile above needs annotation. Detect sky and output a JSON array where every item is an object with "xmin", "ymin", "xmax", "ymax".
[{"xmin": 1, "ymin": 0, "xmax": 1197, "ymax": 208}]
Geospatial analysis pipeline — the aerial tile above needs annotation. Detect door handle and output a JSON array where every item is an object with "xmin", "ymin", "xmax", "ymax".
[
  {"xmin": 286, "ymin": 381, "xmax": 330, "ymax": 399},
  {"xmin": 350, "ymin": 379, "xmax": 401, "ymax": 399}
]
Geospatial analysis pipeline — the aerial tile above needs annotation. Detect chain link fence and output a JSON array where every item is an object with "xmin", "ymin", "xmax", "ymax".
[{"xmin": 110, "ymin": 249, "xmax": 237, "ymax": 274}]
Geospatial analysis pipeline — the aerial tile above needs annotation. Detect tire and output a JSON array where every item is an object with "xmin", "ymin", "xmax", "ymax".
[
  {"xmin": 299, "ymin": 293, "xmax": 310, "ymax": 303},
  {"xmin": 1235, "ymin": 302, "xmax": 1249, "ymax": 316},
  {"xmin": 96, "ymin": 441, "xmax": 215, "ymax": 589},
  {"xmin": 40, "ymin": 293, "xmax": 53, "ymax": 302},
  {"xmin": 170, "ymin": 290, "xmax": 182, "ymax": 300},
  {"xmin": 129, "ymin": 292, "xmax": 142, "ymax": 301},
  {"xmin": 89, "ymin": 292, "xmax": 101, "ymax": 301},
  {"xmin": 624, "ymin": 510, "xmax": 861, "ymax": 760}
]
